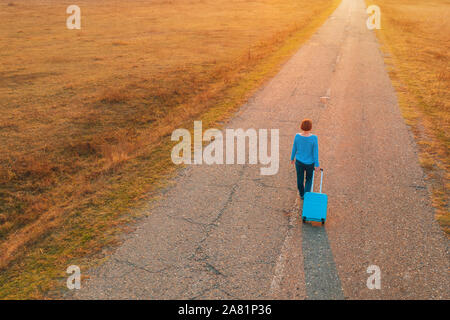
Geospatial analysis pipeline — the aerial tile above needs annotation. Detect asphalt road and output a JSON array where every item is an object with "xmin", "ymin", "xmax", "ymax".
[{"xmin": 73, "ymin": 0, "xmax": 449, "ymax": 299}]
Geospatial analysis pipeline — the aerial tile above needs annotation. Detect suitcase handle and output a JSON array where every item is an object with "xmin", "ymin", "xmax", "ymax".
[{"xmin": 311, "ymin": 168, "xmax": 324, "ymax": 193}]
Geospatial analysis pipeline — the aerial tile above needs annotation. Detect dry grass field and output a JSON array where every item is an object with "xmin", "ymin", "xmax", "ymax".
[
  {"xmin": 368, "ymin": 0, "xmax": 449, "ymax": 234},
  {"xmin": 0, "ymin": 0, "xmax": 339, "ymax": 298}
]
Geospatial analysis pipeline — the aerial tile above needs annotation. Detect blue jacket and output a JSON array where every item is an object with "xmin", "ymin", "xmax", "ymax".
[{"xmin": 290, "ymin": 134, "xmax": 319, "ymax": 167}]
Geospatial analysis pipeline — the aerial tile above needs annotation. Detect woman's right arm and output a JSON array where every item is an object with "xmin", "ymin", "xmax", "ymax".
[{"xmin": 313, "ymin": 136, "xmax": 320, "ymax": 169}]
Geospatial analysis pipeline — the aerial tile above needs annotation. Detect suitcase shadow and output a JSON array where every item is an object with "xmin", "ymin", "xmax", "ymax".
[{"xmin": 301, "ymin": 222, "xmax": 345, "ymax": 300}]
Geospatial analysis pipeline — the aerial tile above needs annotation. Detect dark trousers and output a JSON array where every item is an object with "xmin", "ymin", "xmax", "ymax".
[{"xmin": 295, "ymin": 160, "xmax": 314, "ymax": 197}]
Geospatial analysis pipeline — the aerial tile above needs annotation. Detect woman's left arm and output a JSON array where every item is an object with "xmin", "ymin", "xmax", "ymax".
[{"xmin": 290, "ymin": 135, "xmax": 297, "ymax": 164}]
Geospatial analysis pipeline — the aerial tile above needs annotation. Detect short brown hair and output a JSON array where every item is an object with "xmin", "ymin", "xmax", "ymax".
[{"xmin": 301, "ymin": 119, "xmax": 312, "ymax": 131}]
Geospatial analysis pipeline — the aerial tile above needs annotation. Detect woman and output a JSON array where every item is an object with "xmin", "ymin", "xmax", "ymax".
[{"xmin": 290, "ymin": 119, "xmax": 320, "ymax": 200}]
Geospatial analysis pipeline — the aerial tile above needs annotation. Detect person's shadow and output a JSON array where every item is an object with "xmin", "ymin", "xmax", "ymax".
[{"xmin": 301, "ymin": 222, "xmax": 345, "ymax": 300}]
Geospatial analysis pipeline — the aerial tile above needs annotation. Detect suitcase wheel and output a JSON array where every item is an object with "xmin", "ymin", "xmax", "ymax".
[
  {"xmin": 302, "ymin": 217, "xmax": 306, "ymax": 223},
  {"xmin": 321, "ymin": 218, "xmax": 325, "ymax": 225}
]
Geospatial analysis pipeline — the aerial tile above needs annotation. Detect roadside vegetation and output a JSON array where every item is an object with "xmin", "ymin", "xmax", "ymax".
[
  {"xmin": 368, "ymin": 0, "xmax": 449, "ymax": 234},
  {"xmin": 0, "ymin": 0, "xmax": 340, "ymax": 298}
]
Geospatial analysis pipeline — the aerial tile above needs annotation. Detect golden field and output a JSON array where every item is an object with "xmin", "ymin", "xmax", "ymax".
[
  {"xmin": 368, "ymin": 0, "xmax": 449, "ymax": 234},
  {"xmin": 0, "ymin": 0, "xmax": 339, "ymax": 298}
]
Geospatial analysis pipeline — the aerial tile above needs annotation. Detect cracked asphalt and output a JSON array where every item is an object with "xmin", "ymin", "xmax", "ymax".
[{"xmin": 72, "ymin": 0, "xmax": 449, "ymax": 299}]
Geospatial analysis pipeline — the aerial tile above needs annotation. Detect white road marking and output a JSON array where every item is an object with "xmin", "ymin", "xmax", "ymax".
[{"xmin": 269, "ymin": 198, "xmax": 299, "ymax": 297}]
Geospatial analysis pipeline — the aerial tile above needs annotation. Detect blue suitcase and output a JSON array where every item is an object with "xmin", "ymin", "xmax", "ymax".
[{"xmin": 301, "ymin": 168, "xmax": 328, "ymax": 225}]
